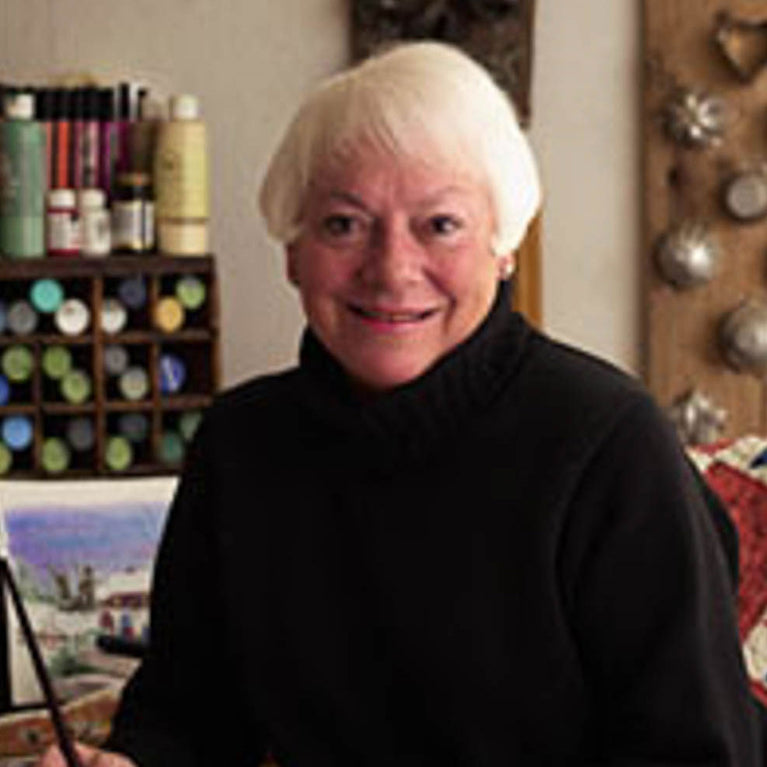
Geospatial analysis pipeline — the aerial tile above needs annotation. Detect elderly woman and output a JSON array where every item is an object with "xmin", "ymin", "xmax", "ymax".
[{"xmin": 41, "ymin": 42, "xmax": 760, "ymax": 766}]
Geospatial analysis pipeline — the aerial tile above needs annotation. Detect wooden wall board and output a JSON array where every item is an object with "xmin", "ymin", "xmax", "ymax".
[{"xmin": 643, "ymin": 0, "xmax": 767, "ymax": 438}]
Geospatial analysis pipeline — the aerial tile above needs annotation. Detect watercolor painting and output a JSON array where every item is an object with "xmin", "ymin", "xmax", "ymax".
[{"xmin": 0, "ymin": 477, "xmax": 177, "ymax": 706}]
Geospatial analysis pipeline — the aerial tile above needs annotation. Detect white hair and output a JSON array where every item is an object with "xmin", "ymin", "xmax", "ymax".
[{"xmin": 259, "ymin": 41, "xmax": 542, "ymax": 256}]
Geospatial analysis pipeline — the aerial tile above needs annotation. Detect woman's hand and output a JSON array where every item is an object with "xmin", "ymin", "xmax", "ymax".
[{"xmin": 36, "ymin": 742, "xmax": 137, "ymax": 767}]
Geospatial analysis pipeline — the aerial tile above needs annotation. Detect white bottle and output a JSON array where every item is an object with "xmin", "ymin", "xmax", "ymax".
[{"xmin": 79, "ymin": 188, "xmax": 111, "ymax": 256}]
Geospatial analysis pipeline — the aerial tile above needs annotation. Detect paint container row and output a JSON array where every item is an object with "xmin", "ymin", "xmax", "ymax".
[
  {"xmin": 0, "ymin": 274, "xmax": 209, "ymax": 337},
  {"xmin": 0, "ymin": 408, "xmax": 203, "ymax": 475}
]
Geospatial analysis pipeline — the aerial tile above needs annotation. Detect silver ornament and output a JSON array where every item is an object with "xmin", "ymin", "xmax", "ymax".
[
  {"xmin": 663, "ymin": 87, "xmax": 728, "ymax": 148},
  {"xmin": 655, "ymin": 221, "xmax": 720, "ymax": 289},
  {"xmin": 668, "ymin": 388, "xmax": 727, "ymax": 445},
  {"xmin": 720, "ymin": 299, "xmax": 767, "ymax": 374}
]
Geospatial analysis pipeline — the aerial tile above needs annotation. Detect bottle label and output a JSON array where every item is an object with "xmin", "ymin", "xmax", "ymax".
[
  {"xmin": 81, "ymin": 209, "xmax": 111, "ymax": 256},
  {"xmin": 112, "ymin": 201, "xmax": 150, "ymax": 251},
  {"xmin": 47, "ymin": 211, "xmax": 82, "ymax": 254},
  {"xmin": 155, "ymin": 125, "xmax": 208, "ymax": 218}
]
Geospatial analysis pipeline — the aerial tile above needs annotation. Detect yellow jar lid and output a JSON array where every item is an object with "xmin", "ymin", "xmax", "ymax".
[{"xmin": 154, "ymin": 296, "xmax": 185, "ymax": 333}]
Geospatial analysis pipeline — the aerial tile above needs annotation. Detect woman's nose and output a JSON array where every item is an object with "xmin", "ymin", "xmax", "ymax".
[{"xmin": 360, "ymin": 220, "xmax": 423, "ymax": 288}]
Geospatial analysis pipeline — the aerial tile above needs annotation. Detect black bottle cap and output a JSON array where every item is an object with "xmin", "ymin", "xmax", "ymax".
[
  {"xmin": 69, "ymin": 86, "xmax": 84, "ymax": 120},
  {"xmin": 35, "ymin": 88, "xmax": 53, "ymax": 120},
  {"xmin": 118, "ymin": 82, "xmax": 131, "ymax": 120},
  {"xmin": 98, "ymin": 87, "xmax": 115, "ymax": 121},
  {"xmin": 83, "ymin": 86, "xmax": 99, "ymax": 121}
]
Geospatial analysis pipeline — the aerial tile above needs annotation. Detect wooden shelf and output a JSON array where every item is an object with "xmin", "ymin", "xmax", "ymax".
[{"xmin": 0, "ymin": 255, "xmax": 220, "ymax": 476}]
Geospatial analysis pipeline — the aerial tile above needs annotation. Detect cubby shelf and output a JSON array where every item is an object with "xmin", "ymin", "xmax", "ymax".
[{"xmin": 0, "ymin": 255, "xmax": 220, "ymax": 476}]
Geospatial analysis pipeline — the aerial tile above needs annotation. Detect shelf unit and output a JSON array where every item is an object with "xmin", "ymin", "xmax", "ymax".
[{"xmin": 0, "ymin": 255, "xmax": 220, "ymax": 477}]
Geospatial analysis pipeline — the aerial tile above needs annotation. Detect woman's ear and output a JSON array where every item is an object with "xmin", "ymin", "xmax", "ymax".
[
  {"xmin": 496, "ymin": 253, "xmax": 516, "ymax": 281},
  {"xmin": 286, "ymin": 246, "xmax": 300, "ymax": 287}
]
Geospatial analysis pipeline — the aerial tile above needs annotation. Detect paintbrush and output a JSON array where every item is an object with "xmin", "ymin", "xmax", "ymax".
[{"xmin": 0, "ymin": 557, "xmax": 84, "ymax": 767}]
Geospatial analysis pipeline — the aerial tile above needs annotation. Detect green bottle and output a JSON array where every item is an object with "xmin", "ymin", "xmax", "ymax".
[{"xmin": 0, "ymin": 93, "xmax": 45, "ymax": 258}]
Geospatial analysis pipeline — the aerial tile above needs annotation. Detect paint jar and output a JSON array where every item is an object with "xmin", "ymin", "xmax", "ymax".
[
  {"xmin": 112, "ymin": 172, "xmax": 154, "ymax": 253},
  {"xmin": 46, "ymin": 188, "xmax": 81, "ymax": 256},
  {"xmin": 79, "ymin": 188, "xmax": 111, "ymax": 256},
  {"xmin": 155, "ymin": 94, "xmax": 209, "ymax": 255},
  {"xmin": 41, "ymin": 436, "xmax": 71, "ymax": 473}
]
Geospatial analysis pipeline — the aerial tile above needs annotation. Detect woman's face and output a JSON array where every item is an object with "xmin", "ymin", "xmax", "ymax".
[{"xmin": 287, "ymin": 147, "xmax": 507, "ymax": 392}]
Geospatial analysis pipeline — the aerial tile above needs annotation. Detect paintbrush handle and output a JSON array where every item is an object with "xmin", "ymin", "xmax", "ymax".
[{"xmin": 1, "ymin": 558, "xmax": 84, "ymax": 767}]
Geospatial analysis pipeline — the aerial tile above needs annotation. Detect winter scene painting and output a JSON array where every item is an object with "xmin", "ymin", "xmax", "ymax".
[{"xmin": 0, "ymin": 477, "xmax": 177, "ymax": 706}]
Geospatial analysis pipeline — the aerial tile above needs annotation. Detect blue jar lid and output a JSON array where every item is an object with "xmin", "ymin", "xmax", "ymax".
[
  {"xmin": 117, "ymin": 275, "xmax": 147, "ymax": 310},
  {"xmin": 2, "ymin": 415, "xmax": 33, "ymax": 451},
  {"xmin": 159, "ymin": 353, "xmax": 186, "ymax": 395},
  {"xmin": 29, "ymin": 278, "xmax": 65, "ymax": 313},
  {"xmin": 0, "ymin": 374, "xmax": 9, "ymax": 406}
]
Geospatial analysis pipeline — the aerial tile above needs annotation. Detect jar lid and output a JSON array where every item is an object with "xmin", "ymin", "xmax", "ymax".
[
  {"xmin": 60, "ymin": 368, "xmax": 92, "ymax": 404},
  {"xmin": 178, "ymin": 409, "xmax": 203, "ymax": 442},
  {"xmin": 55, "ymin": 298, "xmax": 90, "ymax": 335},
  {"xmin": 7, "ymin": 300, "xmax": 39, "ymax": 335},
  {"xmin": 101, "ymin": 298, "xmax": 128, "ymax": 335},
  {"xmin": 159, "ymin": 353, "xmax": 186, "ymax": 394},
  {"xmin": 47, "ymin": 188, "xmax": 77, "ymax": 208},
  {"xmin": 78, "ymin": 188, "xmax": 106, "ymax": 208},
  {"xmin": 0, "ymin": 374, "xmax": 9, "ymax": 407},
  {"xmin": 117, "ymin": 275, "xmax": 147, "ymax": 310},
  {"xmin": 5, "ymin": 93, "xmax": 34, "ymax": 120},
  {"xmin": 119, "ymin": 366, "xmax": 150, "ymax": 401},
  {"xmin": 0, "ymin": 442, "xmax": 12, "ymax": 475},
  {"xmin": 103, "ymin": 344, "xmax": 130, "ymax": 376},
  {"xmin": 105, "ymin": 435, "xmax": 133, "ymax": 471},
  {"xmin": 30, "ymin": 278, "xmax": 65, "ymax": 313},
  {"xmin": 169, "ymin": 94, "xmax": 199, "ymax": 121},
  {"xmin": 1, "ymin": 345, "xmax": 34, "ymax": 382},
  {"xmin": 160, "ymin": 430, "xmax": 185, "ymax": 465},
  {"xmin": 66, "ymin": 416, "xmax": 95, "ymax": 451},
  {"xmin": 42, "ymin": 345, "xmax": 73, "ymax": 379},
  {"xmin": 2, "ymin": 415, "xmax": 33, "ymax": 451},
  {"xmin": 154, "ymin": 296, "xmax": 185, "ymax": 333},
  {"xmin": 42, "ymin": 437, "xmax": 71, "ymax": 473},
  {"xmin": 118, "ymin": 412, "xmax": 150, "ymax": 443},
  {"xmin": 175, "ymin": 275, "xmax": 206, "ymax": 310}
]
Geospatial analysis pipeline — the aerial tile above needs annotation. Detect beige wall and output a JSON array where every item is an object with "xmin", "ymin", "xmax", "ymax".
[{"xmin": 0, "ymin": 0, "xmax": 640, "ymax": 386}]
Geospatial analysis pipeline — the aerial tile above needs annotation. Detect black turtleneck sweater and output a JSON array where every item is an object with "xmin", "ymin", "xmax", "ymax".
[{"xmin": 106, "ymin": 287, "xmax": 762, "ymax": 765}]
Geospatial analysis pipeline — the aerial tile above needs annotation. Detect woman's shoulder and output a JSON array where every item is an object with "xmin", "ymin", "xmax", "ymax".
[{"xmin": 206, "ymin": 366, "xmax": 301, "ymax": 422}]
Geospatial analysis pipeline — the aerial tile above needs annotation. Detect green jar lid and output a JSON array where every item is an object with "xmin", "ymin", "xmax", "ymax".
[
  {"xmin": 105, "ymin": 435, "xmax": 133, "ymax": 471},
  {"xmin": 175, "ymin": 275, "xmax": 206, "ymax": 311},
  {"xmin": 42, "ymin": 345, "xmax": 73, "ymax": 379},
  {"xmin": 41, "ymin": 437, "xmax": 71, "ymax": 474},
  {"xmin": 118, "ymin": 366, "xmax": 149, "ymax": 401},
  {"xmin": 29, "ymin": 278, "xmax": 64, "ymax": 313},
  {"xmin": 60, "ymin": 368, "xmax": 92, "ymax": 404},
  {"xmin": 160, "ymin": 430, "xmax": 185, "ymax": 466},
  {"xmin": 0, "ymin": 442, "xmax": 12, "ymax": 475},
  {"xmin": 1, "ymin": 345, "xmax": 34, "ymax": 382},
  {"xmin": 178, "ymin": 409, "xmax": 203, "ymax": 442}
]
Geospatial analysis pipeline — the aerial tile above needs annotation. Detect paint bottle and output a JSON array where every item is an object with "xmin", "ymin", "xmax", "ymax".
[
  {"xmin": 34, "ymin": 88, "xmax": 54, "ymax": 190},
  {"xmin": 79, "ymin": 188, "xmax": 111, "ymax": 256},
  {"xmin": 52, "ymin": 88, "xmax": 70, "ymax": 190},
  {"xmin": 105, "ymin": 434, "xmax": 133, "ymax": 471},
  {"xmin": 112, "ymin": 172, "xmax": 154, "ymax": 253},
  {"xmin": 159, "ymin": 352, "xmax": 186, "ymax": 394},
  {"xmin": 41, "ymin": 436, "xmax": 71, "ymax": 473},
  {"xmin": 0, "ymin": 92, "xmax": 46, "ymax": 258},
  {"xmin": 154, "ymin": 94, "xmax": 209, "ymax": 256},
  {"xmin": 98, "ymin": 88, "xmax": 117, "ymax": 200},
  {"xmin": 82, "ymin": 86, "xmax": 100, "ymax": 189},
  {"xmin": 60, "ymin": 367, "xmax": 92, "ymax": 404},
  {"xmin": 1, "ymin": 344, "xmax": 34, "ymax": 383},
  {"xmin": 116, "ymin": 83, "xmax": 132, "ymax": 174},
  {"xmin": 175, "ymin": 274, "xmax": 206, "ymax": 311},
  {"xmin": 69, "ymin": 87, "xmax": 84, "ymax": 189},
  {"xmin": 6, "ymin": 300, "xmax": 39, "ymax": 335},
  {"xmin": 41, "ymin": 344, "xmax": 73, "ymax": 380},
  {"xmin": 2, "ymin": 414, "xmax": 33, "ymax": 451},
  {"xmin": 127, "ymin": 87, "xmax": 159, "ymax": 175},
  {"xmin": 154, "ymin": 295, "xmax": 184, "ymax": 332},
  {"xmin": 30, "ymin": 278, "xmax": 64, "ymax": 314},
  {"xmin": 46, "ymin": 188, "xmax": 81, "ymax": 256}
]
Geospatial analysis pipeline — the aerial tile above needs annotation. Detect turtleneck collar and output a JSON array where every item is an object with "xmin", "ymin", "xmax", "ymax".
[{"xmin": 294, "ymin": 282, "xmax": 531, "ymax": 459}]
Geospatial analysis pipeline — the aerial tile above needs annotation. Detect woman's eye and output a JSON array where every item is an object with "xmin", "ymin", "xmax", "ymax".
[
  {"xmin": 322, "ymin": 214, "xmax": 359, "ymax": 237},
  {"xmin": 428, "ymin": 215, "xmax": 462, "ymax": 236}
]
